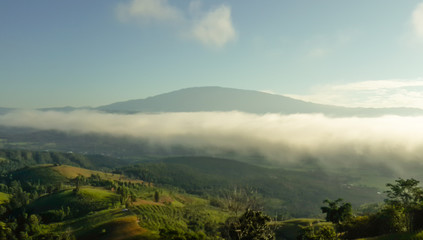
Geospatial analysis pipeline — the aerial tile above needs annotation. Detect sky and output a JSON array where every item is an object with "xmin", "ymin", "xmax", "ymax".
[{"xmin": 2, "ymin": 0, "xmax": 423, "ymax": 108}]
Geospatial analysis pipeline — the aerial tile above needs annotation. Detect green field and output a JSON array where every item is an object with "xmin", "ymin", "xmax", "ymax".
[
  {"xmin": 133, "ymin": 204, "xmax": 186, "ymax": 231},
  {"xmin": 0, "ymin": 192, "xmax": 9, "ymax": 204},
  {"xmin": 29, "ymin": 186, "xmax": 121, "ymax": 219},
  {"xmin": 52, "ymin": 164, "xmax": 145, "ymax": 184},
  {"xmin": 11, "ymin": 165, "xmax": 68, "ymax": 185},
  {"xmin": 273, "ymin": 218, "xmax": 332, "ymax": 240},
  {"xmin": 50, "ymin": 208, "xmax": 153, "ymax": 240}
]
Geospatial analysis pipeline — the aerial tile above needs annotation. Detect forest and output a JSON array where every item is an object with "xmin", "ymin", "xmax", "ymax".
[{"xmin": 0, "ymin": 149, "xmax": 422, "ymax": 239}]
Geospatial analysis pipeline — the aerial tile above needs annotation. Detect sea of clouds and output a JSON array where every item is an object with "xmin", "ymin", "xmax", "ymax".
[{"xmin": 1, "ymin": 110, "xmax": 423, "ymax": 174}]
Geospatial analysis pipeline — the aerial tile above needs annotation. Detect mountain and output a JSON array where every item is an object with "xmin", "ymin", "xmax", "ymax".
[
  {"xmin": 0, "ymin": 106, "xmax": 89, "ymax": 115},
  {"xmin": 0, "ymin": 107, "xmax": 15, "ymax": 115},
  {"xmin": 37, "ymin": 106, "xmax": 91, "ymax": 112},
  {"xmin": 97, "ymin": 86, "xmax": 423, "ymax": 116}
]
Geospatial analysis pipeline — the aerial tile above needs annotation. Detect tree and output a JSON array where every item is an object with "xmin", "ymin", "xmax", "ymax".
[
  {"xmin": 384, "ymin": 178, "xmax": 423, "ymax": 232},
  {"xmin": 154, "ymin": 191, "xmax": 159, "ymax": 203},
  {"xmin": 299, "ymin": 225, "xmax": 338, "ymax": 240},
  {"xmin": 321, "ymin": 199, "xmax": 352, "ymax": 224},
  {"xmin": 227, "ymin": 209, "xmax": 274, "ymax": 240},
  {"xmin": 224, "ymin": 187, "xmax": 263, "ymax": 216},
  {"xmin": 73, "ymin": 175, "xmax": 85, "ymax": 193}
]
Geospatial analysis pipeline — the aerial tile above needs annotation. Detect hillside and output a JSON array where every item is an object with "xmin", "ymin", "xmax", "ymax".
[
  {"xmin": 0, "ymin": 107, "xmax": 14, "ymax": 115},
  {"xmin": 0, "ymin": 149, "xmax": 139, "ymax": 173},
  {"xmin": 97, "ymin": 86, "xmax": 423, "ymax": 116},
  {"xmin": 1, "ymin": 152, "xmax": 420, "ymax": 239},
  {"xmin": 119, "ymin": 156, "xmax": 385, "ymax": 217},
  {"xmin": 0, "ymin": 162, "xmax": 232, "ymax": 239},
  {"xmin": 0, "ymin": 150, "xmax": 387, "ymax": 218}
]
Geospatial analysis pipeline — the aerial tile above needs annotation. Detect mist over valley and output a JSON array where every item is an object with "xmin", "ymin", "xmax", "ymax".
[
  {"xmin": 3, "ymin": 1, "xmax": 423, "ymax": 237},
  {"xmin": 1, "ymin": 87, "xmax": 422, "ymax": 176}
]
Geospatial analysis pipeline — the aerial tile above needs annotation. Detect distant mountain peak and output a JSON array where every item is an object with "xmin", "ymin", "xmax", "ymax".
[{"xmin": 96, "ymin": 86, "xmax": 423, "ymax": 116}]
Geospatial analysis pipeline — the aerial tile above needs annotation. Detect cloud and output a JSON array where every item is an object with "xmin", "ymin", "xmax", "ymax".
[
  {"xmin": 116, "ymin": 0, "xmax": 237, "ymax": 48},
  {"xmin": 1, "ymin": 110, "xmax": 423, "ymax": 173},
  {"xmin": 116, "ymin": 0, "xmax": 183, "ymax": 23},
  {"xmin": 331, "ymin": 79, "xmax": 423, "ymax": 91},
  {"xmin": 259, "ymin": 89, "xmax": 277, "ymax": 95},
  {"xmin": 412, "ymin": 2, "xmax": 423, "ymax": 40},
  {"xmin": 286, "ymin": 78, "xmax": 423, "ymax": 109},
  {"xmin": 191, "ymin": 5, "xmax": 236, "ymax": 48}
]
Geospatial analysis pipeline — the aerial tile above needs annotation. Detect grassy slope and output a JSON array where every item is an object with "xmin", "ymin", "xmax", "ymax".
[
  {"xmin": 52, "ymin": 165, "xmax": 145, "ymax": 184},
  {"xmin": 5, "ymin": 154, "xmax": 403, "ymax": 239},
  {"xmin": 11, "ymin": 165, "xmax": 68, "ymax": 184},
  {"xmin": 17, "ymin": 164, "xmax": 229, "ymax": 239},
  {"xmin": 79, "ymin": 216, "xmax": 151, "ymax": 240},
  {"xmin": 121, "ymin": 157, "xmax": 384, "ymax": 217},
  {"xmin": 273, "ymin": 218, "xmax": 332, "ymax": 240},
  {"xmin": 49, "ymin": 208, "xmax": 154, "ymax": 240},
  {"xmin": 41, "ymin": 187, "xmax": 228, "ymax": 239},
  {"xmin": 0, "ymin": 192, "xmax": 9, "ymax": 204},
  {"xmin": 28, "ymin": 186, "xmax": 120, "ymax": 216},
  {"xmin": 8, "ymin": 163, "xmax": 146, "ymax": 187},
  {"xmin": 131, "ymin": 186, "xmax": 229, "ymax": 233}
]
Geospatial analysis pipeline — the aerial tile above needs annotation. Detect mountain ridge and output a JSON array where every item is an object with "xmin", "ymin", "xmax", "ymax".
[
  {"xmin": 2, "ymin": 87, "xmax": 423, "ymax": 117},
  {"xmin": 97, "ymin": 86, "xmax": 423, "ymax": 117}
]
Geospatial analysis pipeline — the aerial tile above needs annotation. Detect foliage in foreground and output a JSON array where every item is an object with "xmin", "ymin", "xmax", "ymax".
[{"xmin": 321, "ymin": 178, "xmax": 423, "ymax": 240}]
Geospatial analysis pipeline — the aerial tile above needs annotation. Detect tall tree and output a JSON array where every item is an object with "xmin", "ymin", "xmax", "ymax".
[
  {"xmin": 385, "ymin": 178, "xmax": 423, "ymax": 232},
  {"xmin": 228, "ymin": 209, "xmax": 274, "ymax": 240},
  {"xmin": 154, "ymin": 190, "xmax": 159, "ymax": 203},
  {"xmin": 321, "ymin": 198, "xmax": 352, "ymax": 224}
]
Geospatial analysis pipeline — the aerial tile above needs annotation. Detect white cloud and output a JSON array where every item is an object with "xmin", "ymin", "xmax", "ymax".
[
  {"xmin": 191, "ymin": 5, "xmax": 236, "ymax": 48},
  {"xmin": 116, "ymin": 0, "xmax": 237, "ymax": 48},
  {"xmin": 331, "ymin": 79, "xmax": 423, "ymax": 91},
  {"xmin": 286, "ymin": 78, "xmax": 423, "ymax": 109},
  {"xmin": 2, "ymin": 110, "xmax": 423, "ymax": 172},
  {"xmin": 259, "ymin": 89, "xmax": 277, "ymax": 95},
  {"xmin": 116, "ymin": 0, "xmax": 182, "ymax": 23},
  {"xmin": 412, "ymin": 2, "xmax": 423, "ymax": 40}
]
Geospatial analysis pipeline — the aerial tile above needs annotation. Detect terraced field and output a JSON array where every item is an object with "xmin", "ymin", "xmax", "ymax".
[
  {"xmin": 52, "ymin": 165, "xmax": 146, "ymax": 184},
  {"xmin": 132, "ymin": 204, "xmax": 186, "ymax": 231}
]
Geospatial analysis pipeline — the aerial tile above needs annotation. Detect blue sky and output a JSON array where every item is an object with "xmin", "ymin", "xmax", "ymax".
[{"xmin": 2, "ymin": 0, "xmax": 423, "ymax": 108}]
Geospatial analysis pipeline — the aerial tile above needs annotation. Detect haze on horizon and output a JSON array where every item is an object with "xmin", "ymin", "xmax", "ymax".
[
  {"xmin": 2, "ymin": 1, "xmax": 423, "ymax": 109},
  {"xmin": 1, "ymin": 109, "xmax": 423, "ymax": 175}
]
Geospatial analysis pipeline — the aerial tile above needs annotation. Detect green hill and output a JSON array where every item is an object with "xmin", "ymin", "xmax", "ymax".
[
  {"xmin": 119, "ymin": 156, "xmax": 384, "ymax": 217},
  {"xmin": 0, "ymin": 149, "xmax": 407, "ymax": 239},
  {"xmin": 28, "ymin": 187, "xmax": 120, "ymax": 221},
  {"xmin": 0, "ymin": 148, "xmax": 137, "ymax": 173},
  {"xmin": 10, "ymin": 165, "xmax": 68, "ymax": 185}
]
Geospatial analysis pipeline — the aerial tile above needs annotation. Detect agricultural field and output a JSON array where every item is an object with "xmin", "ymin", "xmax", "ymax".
[
  {"xmin": 52, "ymin": 164, "xmax": 146, "ymax": 184},
  {"xmin": 0, "ymin": 149, "xmax": 420, "ymax": 239}
]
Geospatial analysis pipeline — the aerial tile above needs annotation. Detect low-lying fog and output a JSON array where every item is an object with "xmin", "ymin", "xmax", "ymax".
[{"xmin": 1, "ymin": 110, "xmax": 422, "ymax": 174}]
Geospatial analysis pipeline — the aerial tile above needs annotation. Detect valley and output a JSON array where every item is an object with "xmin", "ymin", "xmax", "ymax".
[{"xmin": 1, "ymin": 87, "xmax": 423, "ymax": 239}]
